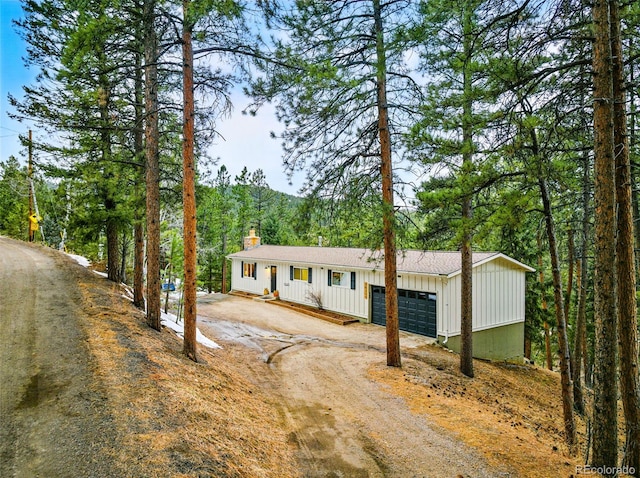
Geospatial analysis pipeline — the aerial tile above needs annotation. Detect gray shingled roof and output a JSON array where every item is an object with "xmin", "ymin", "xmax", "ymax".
[{"xmin": 228, "ymin": 245, "xmax": 533, "ymax": 277}]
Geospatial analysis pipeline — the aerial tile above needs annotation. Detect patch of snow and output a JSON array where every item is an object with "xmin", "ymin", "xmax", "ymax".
[
  {"xmin": 66, "ymin": 253, "xmax": 91, "ymax": 267},
  {"xmin": 64, "ymin": 253, "xmax": 109, "ymax": 279},
  {"xmin": 63, "ymin": 251, "xmax": 218, "ymax": 350},
  {"xmin": 161, "ymin": 312, "xmax": 221, "ymax": 350},
  {"xmin": 121, "ymin": 284, "xmax": 134, "ymax": 301}
]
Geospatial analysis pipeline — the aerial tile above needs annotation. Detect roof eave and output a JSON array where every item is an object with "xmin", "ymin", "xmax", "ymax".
[
  {"xmin": 446, "ymin": 252, "xmax": 536, "ymax": 278},
  {"xmin": 227, "ymin": 252, "xmax": 383, "ymax": 272},
  {"xmin": 228, "ymin": 249, "xmax": 536, "ymax": 277}
]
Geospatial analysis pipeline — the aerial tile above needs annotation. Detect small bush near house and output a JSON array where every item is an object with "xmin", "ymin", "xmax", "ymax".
[{"xmin": 305, "ymin": 289, "xmax": 324, "ymax": 310}]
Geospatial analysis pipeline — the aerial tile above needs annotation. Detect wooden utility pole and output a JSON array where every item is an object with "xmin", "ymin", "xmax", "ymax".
[{"xmin": 28, "ymin": 129, "xmax": 34, "ymax": 242}]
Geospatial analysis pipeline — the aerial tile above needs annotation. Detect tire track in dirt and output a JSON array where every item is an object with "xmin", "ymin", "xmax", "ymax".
[
  {"xmin": 198, "ymin": 295, "xmax": 503, "ymax": 477},
  {"xmin": 0, "ymin": 238, "xmax": 118, "ymax": 478},
  {"xmin": 0, "ymin": 239, "xmax": 38, "ymax": 473}
]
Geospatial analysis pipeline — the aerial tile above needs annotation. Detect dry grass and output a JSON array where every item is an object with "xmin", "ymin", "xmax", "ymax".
[
  {"xmin": 76, "ymin": 274, "xmax": 300, "ymax": 478},
  {"xmin": 71, "ymin": 266, "xmax": 628, "ymax": 478},
  {"xmin": 369, "ymin": 346, "xmax": 586, "ymax": 478}
]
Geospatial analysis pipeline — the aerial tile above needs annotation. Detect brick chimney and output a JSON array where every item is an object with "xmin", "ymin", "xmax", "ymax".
[{"xmin": 243, "ymin": 228, "xmax": 261, "ymax": 250}]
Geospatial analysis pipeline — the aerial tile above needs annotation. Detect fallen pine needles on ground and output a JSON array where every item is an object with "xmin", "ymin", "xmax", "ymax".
[
  {"xmin": 369, "ymin": 347, "xmax": 585, "ymax": 478},
  {"xmin": 77, "ymin": 272, "xmax": 300, "ymax": 478}
]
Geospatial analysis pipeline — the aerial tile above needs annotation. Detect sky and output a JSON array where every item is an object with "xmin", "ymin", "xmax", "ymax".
[
  {"xmin": 0, "ymin": 0, "xmax": 33, "ymax": 165},
  {"xmin": 0, "ymin": 0, "xmax": 302, "ymax": 195}
]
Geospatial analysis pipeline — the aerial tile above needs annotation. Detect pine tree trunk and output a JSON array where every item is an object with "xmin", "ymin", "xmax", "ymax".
[
  {"xmin": 144, "ymin": 0, "xmax": 161, "ymax": 331},
  {"xmin": 459, "ymin": 0, "xmax": 474, "ymax": 378},
  {"xmin": 133, "ymin": 49, "xmax": 145, "ymax": 310},
  {"xmin": 572, "ymin": 157, "xmax": 589, "ymax": 415},
  {"xmin": 543, "ymin": 321, "xmax": 552, "ymax": 370},
  {"xmin": 565, "ymin": 229, "xmax": 575, "ymax": 391},
  {"xmin": 105, "ymin": 213, "xmax": 121, "ymax": 282},
  {"xmin": 631, "ymin": 37, "xmax": 640, "ymax": 278},
  {"xmin": 572, "ymin": 250, "xmax": 585, "ymax": 414},
  {"xmin": 460, "ymin": 199, "xmax": 473, "ymax": 377},
  {"xmin": 611, "ymin": 0, "xmax": 640, "ymax": 472},
  {"xmin": 591, "ymin": 0, "xmax": 619, "ymax": 469},
  {"xmin": 164, "ymin": 241, "xmax": 174, "ymax": 315},
  {"xmin": 531, "ymin": 125, "xmax": 575, "ymax": 449},
  {"xmin": 208, "ymin": 256, "xmax": 213, "ymax": 294},
  {"xmin": 373, "ymin": 0, "xmax": 400, "ymax": 368},
  {"xmin": 221, "ymin": 233, "xmax": 228, "ymax": 294},
  {"xmin": 564, "ymin": 229, "xmax": 574, "ymax": 326},
  {"xmin": 583, "ymin": 325, "xmax": 591, "ymax": 388},
  {"xmin": 536, "ymin": 231, "xmax": 553, "ymax": 371},
  {"xmin": 182, "ymin": 0, "xmax": 197, "ymax": 362},
  {"xmin": 539, "ymin": 176, "xmax": 576, "ymax": 449},
  {"xmin": 133, "ymin": 217, "xmax": 145, "ymax": 309},
  {"xmin": 99, "ymin": 73, "xmax": 121, "ymax": 284},
  {"xmin": 120, "ymin": 230, "xmax": 128, "ymax": 284}
]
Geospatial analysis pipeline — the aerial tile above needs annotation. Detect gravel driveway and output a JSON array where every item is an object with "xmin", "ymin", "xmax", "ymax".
[{"xmin": 197, "ymin": 294, "xmax": 504, "ymax": 478}]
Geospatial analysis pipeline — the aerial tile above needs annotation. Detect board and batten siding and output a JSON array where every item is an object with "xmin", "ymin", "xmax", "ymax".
[
  {"xmin": 230, "ymin": 257, "xmax": 448, "ymax": 323},
  {"xmin": 230, "ymin": 255, "xmax": 528, "ymax": 338},
  {"xmin": 231, "ymin": 258, "xmax": 269, "ymax": 295},
  {"xmin": 231, "ymin": 258, "xmax": 375, "ymax": 319},
  {"xmin": 281, "ymin": 262, "xmax": 364, "ymax": 315},
  {"xmin": 443, "ymin": 258, "xmax": 526, "ymax": 336},
  {"xmin": 283, "ymin": 267, "xmax": 445, "ymax": 320},
  {"xmin": 311, "ymin": 268, "xmax": 372, "ymax": 318}
]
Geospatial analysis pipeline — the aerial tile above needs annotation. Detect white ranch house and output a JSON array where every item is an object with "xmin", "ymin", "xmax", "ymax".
[{"xmin": 228, "ymin": 232, "xmax": 535, "ymax": 362}]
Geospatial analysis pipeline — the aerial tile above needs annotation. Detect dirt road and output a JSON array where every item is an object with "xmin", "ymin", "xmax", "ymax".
[
  {"xmin": 198, "ymin": 295, "xmax": 505, "ymax": 477},
  {"xmin": 0, "ymin": 237, "xmax": 118, "ymax": 478}
]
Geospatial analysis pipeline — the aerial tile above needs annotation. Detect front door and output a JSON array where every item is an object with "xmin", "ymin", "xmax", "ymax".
[{"xmin": 270, "ymin": 266, "xmax": 277, "ymax": 292}]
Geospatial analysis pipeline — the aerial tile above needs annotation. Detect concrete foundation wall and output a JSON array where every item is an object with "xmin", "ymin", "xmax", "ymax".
[{"xmin": 438, "ymin": 321, "xmax": 524, "ymax": 363}]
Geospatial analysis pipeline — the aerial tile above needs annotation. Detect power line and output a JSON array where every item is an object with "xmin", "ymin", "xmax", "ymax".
[{"xmin": 0, "ymin": 126, "xmax": 23, "ymax": 134}]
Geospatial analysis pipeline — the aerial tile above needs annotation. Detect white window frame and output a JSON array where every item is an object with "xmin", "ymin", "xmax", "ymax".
[
  {"xmin": 331, "ymin": 270, "xmax": 349, "ymax": 288},
  {"xmin": 293, "ymin": 267, "xmax": 309, "ymax": 282},
  {"xmin": 242, "ymin": 262, "xmax": 256, "ymax": 279}
]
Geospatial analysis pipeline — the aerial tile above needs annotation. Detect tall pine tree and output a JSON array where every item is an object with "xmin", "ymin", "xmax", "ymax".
[{"xmin": 254, "ymin": 0, "xmax": 422, "ymax": 367}]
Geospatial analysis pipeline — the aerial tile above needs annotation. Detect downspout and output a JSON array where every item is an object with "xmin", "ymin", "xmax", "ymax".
[{"xmin": 441, "ymin": 275, "xmax": 449, "ymax": 345}]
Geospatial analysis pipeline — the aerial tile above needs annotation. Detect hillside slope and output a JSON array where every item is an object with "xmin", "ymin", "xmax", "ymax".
[
  {"xmin": 75, "ymin": 251, "xmax": 301, "ymax": 477},
  {"xmin": 86, "ymin": 266, "xmax": 586, "ymax": 477},
  {"xmin": 371, "ymin": 349, "xmax": 586, "ymax": 478},
  {"xmin": 6, "ymin": 239, "xmax": 591, "ymax": 477}
]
